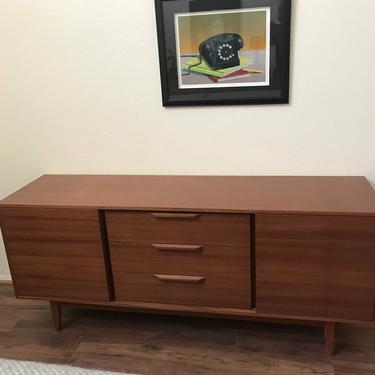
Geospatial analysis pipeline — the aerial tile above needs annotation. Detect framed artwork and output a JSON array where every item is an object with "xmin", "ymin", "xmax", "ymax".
[{"xmin": 155, "ymin": 0, "xmax": 291, "ymax": 106}]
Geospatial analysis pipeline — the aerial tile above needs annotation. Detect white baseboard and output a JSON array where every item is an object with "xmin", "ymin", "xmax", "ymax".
[{"xmin": 0, "ymin": 275, "xmax": 12, "ymax": 284}]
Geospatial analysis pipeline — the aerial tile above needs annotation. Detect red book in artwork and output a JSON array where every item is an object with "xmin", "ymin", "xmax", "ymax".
[{"xmin": 209, "ymin": 69, "xmax": 250, "ymax": 83}]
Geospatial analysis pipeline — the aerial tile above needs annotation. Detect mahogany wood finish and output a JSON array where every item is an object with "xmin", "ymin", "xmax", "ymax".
[
  {"xmin": 0, "ymin": 208, "xmax": 110, "ymax": 301},
  {"xmin": 107, "ymin": 212, "xmax": 251, "ymax": 309},
  {"xmin": 1, "ymin": 175, "xmax": 374, "ymax": 215},
  {"xmin": 108, "ymin": 243, "xmax": 250, "ymax": 275},
  {"xmin": 3, "ymin": 285, "xmax": 375, "ymax": 375},
  {"xmin": 109, "ymin": 241, "xmax": 251, "ymax": 308},
  {"xmin": 113, "ymin": 271, "xmax": 251, "ymax": 309},
  {"xmin": 256, "ymin": 214, "xmax": 375, "ymax": 321},
  {"xmin": 324, "ymin": 322, "xmax": 336, "ymax": 356},
  {"xmin": 105, "ymin": 211, "xmax": 250, "ymax": 246},
  {"xmin": 45, "ymin": 298, "xmax": 375, "ymax": 325},
  {"xmin": 151, "ymin": 212, "xmax": 201, "ymax": 219},
  {"xmin": 152, "ymin": 243, "xmax": 204, "ymax": 252},
  {"xmin": 1, "ymin": 175, "xmax": 375, "ymax": 358},
  {"xmin": 154, "ymin": 274, "xmax": 206, "ymax": 283},
  {"xmin": 50, "ymin": 301, "xmax": 62, "ymax": 331}
]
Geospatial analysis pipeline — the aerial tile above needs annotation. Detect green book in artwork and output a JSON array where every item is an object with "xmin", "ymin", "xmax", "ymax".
[{"xmin": 182, "ymin": 56, "xmax": 252, "ymax": 78}]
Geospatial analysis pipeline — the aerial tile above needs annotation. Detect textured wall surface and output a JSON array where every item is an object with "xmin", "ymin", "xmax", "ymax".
[{"xmin": 0, "ymin": 0, "xmax": 374, "ymax": 278}]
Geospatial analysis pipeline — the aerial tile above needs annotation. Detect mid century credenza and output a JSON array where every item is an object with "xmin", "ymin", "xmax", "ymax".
[{"xmin": 0, "ymin": 175, "xmax": 375, "ymax": 355}]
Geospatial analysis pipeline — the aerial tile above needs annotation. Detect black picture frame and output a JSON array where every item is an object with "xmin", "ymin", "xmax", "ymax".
[{"xmin": 155, "ymin": 0, "xmax": 292, "ymax": 106}]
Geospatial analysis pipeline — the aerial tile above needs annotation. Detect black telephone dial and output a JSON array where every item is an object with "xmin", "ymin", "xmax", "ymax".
[{"xmin": 199, "ymin": 33, "xmax": 244, "ymax": 70}]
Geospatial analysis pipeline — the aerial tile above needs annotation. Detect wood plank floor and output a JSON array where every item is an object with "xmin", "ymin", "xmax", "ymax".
[{"xmin": 0, "ymin": 285, "xmax": 374, "ymax": 375}]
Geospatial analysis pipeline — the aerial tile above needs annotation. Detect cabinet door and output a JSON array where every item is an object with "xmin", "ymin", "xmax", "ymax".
[
  {"xmin": 0, "ymin": 208, "xmax": 109, "ymax": 301},
  {"xmin": 256, "ymin": 214, "xmax": 375, "ymax": 321}
]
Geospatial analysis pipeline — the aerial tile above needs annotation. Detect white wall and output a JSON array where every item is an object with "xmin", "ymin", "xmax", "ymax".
[{"xmin": 1, "ymin": 0, "xmax": 374, "ymax": 279}]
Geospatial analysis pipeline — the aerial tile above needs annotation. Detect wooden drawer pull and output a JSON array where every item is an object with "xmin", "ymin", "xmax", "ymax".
[
  {"xmin": 152, "ymin": 244, "xmax": 204, "ymax": 252},
  {"xmin": 154, "ymin": 274, "xmax": 206, "ymax": 284},
  {"xmin": 151, "ymin": 212, "xmax": 201, "ymax": 219}
]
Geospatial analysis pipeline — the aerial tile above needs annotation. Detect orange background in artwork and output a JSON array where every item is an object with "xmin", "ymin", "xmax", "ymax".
[{"xmin": 177, "ymin": 10, "xmax": 267, "ymax": 55}]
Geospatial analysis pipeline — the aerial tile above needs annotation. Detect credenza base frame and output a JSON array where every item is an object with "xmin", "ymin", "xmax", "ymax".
[
  {"xmin": 49, "ymin": 301, "xmax": 62, "ymax": 331},
  {"xmin": 47, "ymin": 299, "xmax": 365, "ymax": 356},
  {"xmin": 324, "ymin": 321, "xmax": 336, "ymax": 356}
]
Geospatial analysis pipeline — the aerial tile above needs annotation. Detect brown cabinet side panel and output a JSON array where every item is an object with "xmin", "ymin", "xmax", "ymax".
[
  {"xmin": 0, "ymin": 208, "xmax": 109, "ymax": 301},
  {"xmin": 256, "ymin": 214, "xmax": 375, "ymax": 321}
]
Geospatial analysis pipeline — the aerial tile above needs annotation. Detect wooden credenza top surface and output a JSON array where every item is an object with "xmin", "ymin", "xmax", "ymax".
[{"xmin": 1, "ymin": 175, "xmax": 375, "ymax": 215}]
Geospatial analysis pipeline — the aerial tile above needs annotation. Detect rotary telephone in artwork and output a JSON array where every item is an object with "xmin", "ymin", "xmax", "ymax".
[{"xmin": 199, "ymin": 33, "xmax": 244, "ymax": 69}]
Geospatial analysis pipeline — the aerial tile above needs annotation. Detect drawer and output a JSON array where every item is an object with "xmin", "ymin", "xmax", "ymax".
[
  {"xmin": 110, "ymin": 242, "xmax": 250, "ymax": 275},
  {"xmin": 113, "ymin": 271, "xmax": 251, "ymax": 309},
  {"xmin": 105, "ymin": 211, "xmax": 250, "ymax": 247}
]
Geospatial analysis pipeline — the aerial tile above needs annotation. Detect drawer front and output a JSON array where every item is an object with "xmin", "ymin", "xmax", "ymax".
[
  {"xmin": 107, "ymin": 211, "xmax": 251, "ymax": 308},
  {"xmin": 110, "ymin": 243, "xmax": 251, "ymax": 308},
  {"xmin": 110, "ymin": 242, "xmax": 250, "ymax": 274},
  {"xmin": 106, "ymin": 211, "xmax": 250, "ymax": 247},
  {"xmin": 113, "ymin": 271, "xmax": 251, "ymax": 309}
]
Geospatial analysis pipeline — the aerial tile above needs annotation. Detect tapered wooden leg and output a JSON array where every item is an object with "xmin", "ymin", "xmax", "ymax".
[
  {"xmin": 50, "ymin": 301, "xmax": 62, "ymax": 331},
  {"xmin": 324, "ymin": 322, "xmax": 336, "ymax": 356}
]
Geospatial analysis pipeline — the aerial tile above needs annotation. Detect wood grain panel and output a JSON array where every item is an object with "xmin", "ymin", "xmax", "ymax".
[
  {"xmin": 1, "ymin": 175, "xmax": 375, "ymax": 216},
  {"xmin": 113, "ymin": 271, "xmax": 251, "ymax": 309},
  {"xmin": 109, "ymin": 242, "xmax": 250, "ymax": 275},
  {"xmin": 110, "ymin": 240, "xmax": 251, "ymax": 309},
  {"xmin": 256, "ymin": 214, "xmax": 375, "ymax": 321},
  {"xmin": 0, "ymin": 208, "xmax": 109, "ymax": 301},
  {"xmin": 106, "ymin": 211, "xmax": 250, "ymax": 246}
]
